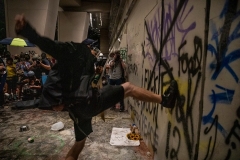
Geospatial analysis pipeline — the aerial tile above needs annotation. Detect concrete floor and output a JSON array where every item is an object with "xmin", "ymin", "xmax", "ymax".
[{"xmin": 0, "ymin": 103, "xmax": 153, "ymax": 160}]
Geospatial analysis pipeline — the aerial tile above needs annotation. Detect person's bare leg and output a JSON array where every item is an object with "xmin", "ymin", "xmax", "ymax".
[
  {"xmin": 121, "ymin": 82, "xmax": 162, "ymax": 103},
  {"xmin": 121, "ymin": 81, "xmax": 178, "ymax": 108},
  {"xmin": 65, "ymin": 138, "xmax": 86, "ymax": 160}
]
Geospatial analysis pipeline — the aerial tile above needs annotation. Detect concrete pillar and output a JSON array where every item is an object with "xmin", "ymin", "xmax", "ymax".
[
  {"xmin": 4, "ymin": 0, "xmax": 59, "ymax": 55},
  {"xmin": 58, "ymin": 12, "xmax": 89, "ymax": 43}
]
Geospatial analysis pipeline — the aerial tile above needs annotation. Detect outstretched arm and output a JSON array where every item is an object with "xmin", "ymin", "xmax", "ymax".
[{"xmin": 15, "ymin": 14, "xmax": 67, "ymax": 60}]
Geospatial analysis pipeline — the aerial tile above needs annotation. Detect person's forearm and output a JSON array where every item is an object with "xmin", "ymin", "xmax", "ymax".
[
  {"xmin": 40, "ymin": 63, "xmax": 51, "ymax": 70},
  {"xmin": 30, "ymin": 85, "xmax": 41, "ymax": 89}
]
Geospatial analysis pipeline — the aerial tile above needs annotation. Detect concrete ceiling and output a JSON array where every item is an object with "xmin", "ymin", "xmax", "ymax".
[
  {"xmin": 59, "ymin": 0, "xmax": 111, "ymax": 32},
  {"xmin": 59, "ymin": 0, "xmax": 127, "ymax": 47}
]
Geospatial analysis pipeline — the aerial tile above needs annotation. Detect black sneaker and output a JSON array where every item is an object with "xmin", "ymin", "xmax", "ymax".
[{"xmin": 161, "ymin": 80, "xmax": 178, "ymax": 108}]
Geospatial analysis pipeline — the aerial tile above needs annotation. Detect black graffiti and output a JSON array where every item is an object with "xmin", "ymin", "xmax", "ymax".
[
  {"xmin": 168, "ymin": 44, "xmax": 202, "ymax": 159},
  {"xmin": 237, "ymin": 106, "xmax": 240, "ymax": 119},
  {"xmin": 127, "ymin": 54, "xmax": 132, "ymax": 62},
  {"xmin": 143, "ymin": 0, "xmax": 201, "ymax": 158},
  {"xmin": 144, "ymin": 69, "xmax": 160, "ymax": 95},
  {"xmin": 203, "ymin": 115, "xmax": 218, "ymax": 160},
  {"xmin": 216, "ymin": 0, "xmax": 238, "ymax": 72},
  {"xmin": 128, "ymin": 101, "xmax": 158, "ymax": 151},
  {"xmin": 166, "ymin": 122, "xmax": 171, "ymax": 158},
  {"xmin": 128, "ymin": 63, "xmax": 138, "ymax": 75},
  {"xmin": 225, "ymin": 120, "xmax": 240, "ymax": 160},
  {"xmin": 178, "ymin": 36, "xmax": 202, "ymax": 77},
  {"xmin": 137, "ymin": 85, "xmax": 159, "ymax": 130},
  {"xmin": 204, "ymin": 1, "xmax": 239, "ymax": 159},
  {"xmin": 170, "ymin": 126, "xmax": 181, "ymax": 159},
  {"xmin": 143, "ymin": 101, "xmax": 159, "ymax": 128},
  {"xmin": 174, "ymin": 36, "xmax": 203, "ymax": 159},
  {"xmin": 142, "ymin": 69, "xmax": 161, "ymax": 128},
  {"xmin": 142, "ymin": 114, "xmax": 159, "ymax": 152},
  {"xmin": 142, "ymin": 0, "xmax": 214, "ymax": 159},
  {"xmin": 166, "ymin": 122, "xmax": 181, "ymax": 159},
  {"xmin": 141, "ymin": 0, "xmax": 240, "ymax": 159}
]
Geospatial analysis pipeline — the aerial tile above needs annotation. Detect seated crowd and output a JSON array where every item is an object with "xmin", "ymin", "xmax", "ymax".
[
  {"xmin": 1, "ymin": 51, "xmax": 54, "ymax": 104},
  {"xmin": 0, "ymin": 48, "xmax": 124, "ymax": 111}
]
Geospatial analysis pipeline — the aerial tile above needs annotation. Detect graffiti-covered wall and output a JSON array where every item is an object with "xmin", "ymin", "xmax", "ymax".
[
  {"xmin": 114, "ymin": 0, "xmax": 240, "ymax": 159},
  {"xmin": 200, "ymin": 0, "xmax": 240, "ymax": 159}
]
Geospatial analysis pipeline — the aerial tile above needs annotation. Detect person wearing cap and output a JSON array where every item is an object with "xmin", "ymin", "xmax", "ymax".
[{"xmin": 15, "ymin": 14, "xmax": 179, "ymax": 159}]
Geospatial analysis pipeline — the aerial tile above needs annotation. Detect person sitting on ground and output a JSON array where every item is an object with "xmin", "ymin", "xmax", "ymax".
[
  {"xmin": 15, "ymin": 14, "xmax": 179, "ymax": 160},
  {"xmin": 21, "ymin": 71, "xmax": 41, "ymax": 101}
]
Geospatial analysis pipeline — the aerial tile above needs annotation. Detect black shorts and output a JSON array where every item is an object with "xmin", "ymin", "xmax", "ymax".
[
  {"xmin": 40, "ymin": 71, "xmax": 124, "ymax": 140},
  {"xmin": 67, "ymin": 85, "xmax": 124, "ymax": 141},
  {"xmin": 68, "ymin": 85, "xmax": 124, "ymax": 119}
]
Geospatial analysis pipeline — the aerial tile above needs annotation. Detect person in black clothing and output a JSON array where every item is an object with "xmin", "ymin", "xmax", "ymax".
[{"xmin": 15, "ymin": 14, "xmax": 179, "ymax": 160}]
